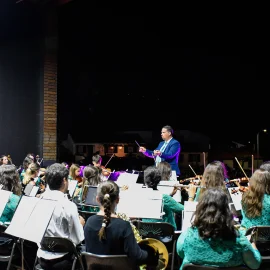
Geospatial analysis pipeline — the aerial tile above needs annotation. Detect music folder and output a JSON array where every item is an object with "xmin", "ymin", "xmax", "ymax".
[
  {"xmin": 82, "ymin": 185, "xmax": 99, "ymax": 207},
  {"xmin": 0, "ymin": 190, "xmax": 12, "ymax": 218},
  {"xmin": 68, "ymin": 180, "xmax": 78, "ymax": 198},
  {"xmin": 5, "ymin": 196, "xmax": 57, "ymax": 243},
  {"xmin": 181, "ymin": 201, "xmax": 198, "ymax": 232}
]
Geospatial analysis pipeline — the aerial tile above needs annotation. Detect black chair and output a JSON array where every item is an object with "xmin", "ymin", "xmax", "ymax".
[
  {"xmin": 132, "ymin": 220, "xmax": 177, "ymax": 270},
  {"xmin": 182, "ymin": 264, "xmax": 249, "ymax": 269},
  {"xmin": 245, "ymin": 226, "xmax": 270, "ymax": 262},
  {"xmin": 0, "ymin": 224, "xmax": 18, "ymax": 270},
  {"xmin": 34, "ymin": 236, "xmax": 84, "ymax": 270},
  {"xmin": 78, "ymin": 210, "xmax": 97, "ymax": 223},
  {"xmin": 80, "ymin": 251, "xmax": 138, "ymax": 270}
]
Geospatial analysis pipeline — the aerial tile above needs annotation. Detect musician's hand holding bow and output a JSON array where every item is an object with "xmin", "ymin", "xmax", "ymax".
[{"xmin": 154, "ymin": 150, "xmax": 161, "ymax": 156}]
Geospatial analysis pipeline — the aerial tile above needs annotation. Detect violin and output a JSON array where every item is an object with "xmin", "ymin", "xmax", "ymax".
[
  {"xmin": 101, "ymin": 154, "xmax": 114, "ymax": 177},
  {"xmin": 180, "ymin": 175, "xmax": 202, "ymax": 185},
  {"xmin": 230, "ymin": 186, "xmax": 249, "ymax": 194},
  {"xmin": 229, "ymin": 177, "xmax": 249, "ymax": 184}
]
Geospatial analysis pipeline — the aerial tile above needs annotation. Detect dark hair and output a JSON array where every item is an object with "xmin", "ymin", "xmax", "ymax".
[
  {"xmin": 83, "ymin": 165, "xmax": 101, "ymax": 186},
  {"xmin": 23, "ymin": 156, "xmax": 34, "ymax": 171},
  {"xmin": 192, "ymin": 188, "xmax": 237, "ymax": 240},
  {"xmin": 0, "ymin": 155, "xmax": 8, "ymax": 165},
  {"xmin": 157, "ymin": 161, "xmax": 172, "ymax": 180},
  {"xmin": 92, "ymin": 154, "xmax": 102, "ymax": 164},
  {"xmin": 45, "ymin": 163, "xmax": 69, "ymax": 191},
  {"xmin": 162, "ymin": 125, "xmax": 174, "ymax": 135},
  {"xmin": 97, "ymin": 181, "xmax": 119, "ymax": 241},
  {"xmin": 0, "ymin": 165, "xmax": 22, "ymax": 196},
  {"xmin": 242, "ymin": 168, "xmax": 270, "ymax": 218},
  {"xmin": 144, "ymin": 166, "xmax": 162, "ymax": 190},
  {"xmin": 260, "ymin": 161, "xmax": 270, "ymax": 173}
]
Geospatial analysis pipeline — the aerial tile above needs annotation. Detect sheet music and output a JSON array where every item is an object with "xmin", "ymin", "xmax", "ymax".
[
  {"xmin": 227, "ymin": 187, "xmax": 242, "ymax": 210},
  {"xmin": 181, "ymin": 201, "xmax": 198, "ymax": 232},
  {"xmin": 170, "ymin": 171, "xmax": 177, "ymax": 181},
  {"xmin": 0, "ymin": 190, "xmax": 12, "ymax": 218},
  {"xmin": 29, "ymin": 186, "xmax": 39, "ymax": 197},
  {"xmin": 118, "ymin": 189, "xmax": 163, "ymax": 218},
  {"xmin": 68, "ymin": 180, "xmax": 78, "ymax": 198},
  {"xmin": 116, "ymin": 173, "xmax": 138, "ymax": 187},
  {"xmin": 5, "ymin": 196, "xmax": 57, "ymax": 243}
]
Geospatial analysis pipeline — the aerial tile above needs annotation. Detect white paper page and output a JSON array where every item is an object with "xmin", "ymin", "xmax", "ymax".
[
  {"xmin": 29, "ymin": 186, "xmax": 39, "ymax": 197},
  {"xmin": 0, "ymin": 190, "xmax": 12, "ymax": 217},
  {"xmin": 170, "ymin": 171, "xmax": 177, "ymax": 181},
  {"xmin": 181, "ymin": 201, "xmax": 198, "ymax": 231},
  {"xmin": 117, "ymin": 197, "xmax": 162, "ymax": 219},
  {"xmin": 227, "ymin": 187, "xmax": 242, "ymax": 211},
  {"xmin": 6, "ymin": 196, "xmax": 57, "ymax": 243},
  {"xmin": 116, "ymin": 173, "xmax": 138, "ymax": 187},
  {"xmin": 68, "ymin": 180, "xmax": 78, "ymax": 198}
]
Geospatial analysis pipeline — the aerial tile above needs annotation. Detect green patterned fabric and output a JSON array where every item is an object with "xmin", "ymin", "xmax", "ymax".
[
  {"xmin": 177, "ymin": 227, "xmax": 261, "ymax": 270},
  {"xmin": 0, "ymin": 193, "xmax": 20, "ymax": 223}
]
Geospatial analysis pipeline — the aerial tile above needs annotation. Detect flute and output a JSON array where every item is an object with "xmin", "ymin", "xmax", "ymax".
[{"xmin": 158, "ymin": 183, "xmax": 205, "ymax": 189}]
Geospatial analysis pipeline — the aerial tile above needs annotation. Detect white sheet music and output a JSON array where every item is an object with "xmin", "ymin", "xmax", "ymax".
[
  {"xmin": 29, "ymin": 186, "xmax": 39, "ymax": 197},
  {"xmin": 170, "ymin": 171, "xmax": 177, "ymax": 181},
  {"xmin": 68, "ymin": 180, "xmax": 78, "ymax": 198},
  {"xmin": 0, "ymin": 190, "xmax": 12, "ymax": 218},
  {"xmin": 5, "ymin": 196, "xmax": 57, "ymax": 243},
  {"xmin": 227, "ymin": 187, "xmax": 242, "ymax": 211},
  {"xmin": 118, "ymin": 189, "xmax": 163, "ymax": 218},
  {"xmin": 182, "ymin": 201, "xmax": 198, "ymax": 232},
  {"xmin": 116, "ymin": 173, "xmax": 138, "ymax": 187}
]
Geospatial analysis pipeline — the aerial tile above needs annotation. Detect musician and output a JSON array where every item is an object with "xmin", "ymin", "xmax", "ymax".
[
  {"xmin": 68, "ymin": 163, "xmax": 83, "ymax": 186},
  {"xmin": 0, "ymin": 165, "xmax": 22, "ymax": 223},
  {"xmin": 83, "ymin": 180, "xmax": 159, "ymax": 268},
  {"xmin": 142, "ymin": 166, "xmax": 196, "ymax": 229},
  {"xmin": 0, "ymin": 155, "xmax": 9, "ymax": 166},
  {"xmin": 240, "ymin": 168, "xmax": 270, "ymax": 230},
  {"xmin": 194, "ymin": 160, "xmax": 228, "ymax": 201},
  {"xmin": 139, "ymin": 125, "xmax": 181, "ymax": 176},
  {"xmin": 92, "ymin": 153, "xmax": 109, "ymax": 181},
  {"xmin": 19, "ymin": 156, "xmax": 34, "ymax": 182},
  {"xmin": 177, "ymin": 188, "xmax": 261, "ymax": 270},
  {"xmin": 37, "ymin": 163, "xmax": 85, "ymax": 270},
  {"xmin": 22, "ymin": 162, "xmax": 41, "ymax": 188}
]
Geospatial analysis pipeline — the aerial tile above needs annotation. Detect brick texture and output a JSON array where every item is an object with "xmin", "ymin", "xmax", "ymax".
[{"xmin": 43, "ymin": 53, "xmax": 57, "ymax": 161}]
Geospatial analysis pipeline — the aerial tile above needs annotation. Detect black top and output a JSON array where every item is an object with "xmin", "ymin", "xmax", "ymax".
[{"xmin": 84, "ymin": 215, "xmax": 148, "ymax": 264}]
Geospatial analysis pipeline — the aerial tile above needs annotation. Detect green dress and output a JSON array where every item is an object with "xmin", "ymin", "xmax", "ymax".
[
  {"xmin": 0, "ymin": 194, "xmax": 20, "ymax": 223},
  {"xmin": 142, "ymin": 194, "xmax": 184, "ymax": 229},
  {"xmin": 177, "ymin": 227, "xmax": 261, "ymax": 270},
  {"xmin": 241, "ymin": 194, "xmax": 270, "ymax": 229}
]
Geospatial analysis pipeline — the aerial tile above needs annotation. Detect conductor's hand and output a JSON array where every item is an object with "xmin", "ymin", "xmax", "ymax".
[
  {"xmin": 139, "ymin": 147, "xmax": 146, "ymax": 153},
  {"xmin": 79, "ymin": 215, "xmax": 85, "ymax": 227}
]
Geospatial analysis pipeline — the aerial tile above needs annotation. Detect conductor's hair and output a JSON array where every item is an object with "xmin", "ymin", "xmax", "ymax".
[{"xmin": 163, "ymin": 125, "xmax": 174, "ymax": 135}]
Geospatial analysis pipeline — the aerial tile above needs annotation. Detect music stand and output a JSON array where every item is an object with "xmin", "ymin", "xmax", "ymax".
[
  {"xmin": 23, "ymin": 183, "xmax": 39, "ymax": 197},
  {"xmin": 0, "ymin": 190, "xmax": 12, "ymax": 218},
  {"xmin": 68, "ymin": 180, "xmax": 78, "ymax": 198}
]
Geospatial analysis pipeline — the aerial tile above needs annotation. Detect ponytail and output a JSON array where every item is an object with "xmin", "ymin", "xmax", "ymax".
[{"xmin": 98, "ymin": 193, "xmax": 111, "ymax": 240}]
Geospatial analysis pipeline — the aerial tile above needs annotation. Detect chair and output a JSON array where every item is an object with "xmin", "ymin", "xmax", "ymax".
[
  {"xmin": 80, "ymin": 251, "xmax": 138, "ymax": 270},
  {"xmin": 34, "ymin": 236, "xmax": 84, "ymax": 270},
  {"xmin": 245, "ymin": 226, "xmax": 270, "ymax": 262},
  {"xmin": 78, "ymin": 210, "xmax": 97, "ymax": 223},
  {"xmin": 182, "ymin": 264, "xmax": 249, "ymax": 269},
  {"xmin": 132, "ymin": 220, "xmax": 177, "ymax": 270},
  {"xmin": 0, "ymin": 224, "xmax": 18, "ymax": 270}
]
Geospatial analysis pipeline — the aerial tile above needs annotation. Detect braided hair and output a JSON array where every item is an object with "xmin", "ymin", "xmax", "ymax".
[{"xmin": 97, "ymin": 181, "xmax": 119, "ymax": 241}]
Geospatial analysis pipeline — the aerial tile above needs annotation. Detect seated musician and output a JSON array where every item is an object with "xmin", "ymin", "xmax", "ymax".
[
  {"xmin": 19, "ymin": 156, "xmax": 34, "ymax": 182},
  {"xmin": 92, "ymin": 153, "xmax": 109, "ymax": 182},
  {"xmin": 79, "ymin": 165, "xmax": 102, "ymax": 212},
  {"xmin": 68, "ymin": 163, "xmax": 83, "ymax": 187},
  {"xmin": 240, "ymin": 168, "xmax": 270, "ymax": 230},
  {"xmin": 0, "ymin": 165, "xmax": 22, "ymax": 224},
  {"xmin": 177, "ymin": 188, "xmax": 261, "ymax": 270},
  {"xmin": 0, "ymin": 155, "xmax": 9, "ymax": 166},
  {"xmin": 37, "ymin": 163, "xmax": 85, "ymax": 270},
  {"xmin": 142, "ymin": 166, "xmax": 196, "ymax": 229},
  {"xmin": 194, "ymin": 160, "xmax": 229, "ymax": 201},
  {"xmin": 83, "ymin": 180, "xmax": 159, "ymax": 268}
]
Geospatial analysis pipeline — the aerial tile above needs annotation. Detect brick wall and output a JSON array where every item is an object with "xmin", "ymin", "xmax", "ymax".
[{"xmin": 43, "ymin": 53, "xmax": 57, "ymax": 162}]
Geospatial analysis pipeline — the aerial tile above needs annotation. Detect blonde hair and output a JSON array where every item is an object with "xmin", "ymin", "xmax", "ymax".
[
  {"xmin": 69, "ymin": 164, "xmax": 80, "ymax": 180},
  {"xmin": 23, "ymin": 162, "xmax": 40, "ymax": 186}
]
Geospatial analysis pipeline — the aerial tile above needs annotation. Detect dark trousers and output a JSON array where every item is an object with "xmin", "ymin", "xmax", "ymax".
[{"xmin": 39, "ymin": 252, "xmax": 74, "ymax": 270}]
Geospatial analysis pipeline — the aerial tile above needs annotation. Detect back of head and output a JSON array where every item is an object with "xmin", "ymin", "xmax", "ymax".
[
  {"xmin": 92, "ymin": 154, "xmax": 102, "ymax": 164},
  {"xmin": 97, "ymin": 181, "xmax": 120, "ymax": 240},
  {"xmin": 23, "ymin": 156, "xmax": 34, "ymax": 171},
  {"xmin": 157, "ymin": 161, "xmax": 172, "ymax": 180},
  {"xmin": 83, "ymin": 165, "xmax": 101, "ymax": 186},
  {"xmin": 0, "ymin": 164, "xmax": 21, "ymax": 195},
  {"xmin": 242, "ymin": 168, "xmax": 270, "ymax": 218},
  {"xmin": 23, "ymin": 162, "xmax": 40, "ymax": 185},
  {"xmin": 193, "ymin": 188, "xmax": 236, "ymax": 240},
  {"xmin": 46, "ymin": 163, "xmax": 69, "ymax": 191},
  {"xmin": 144, "ymin": 166, "xmax": 162, "ymax": 190},
  {"xmin": 260, "ymin": 161, "xmax": 270, "ymax": 173}
]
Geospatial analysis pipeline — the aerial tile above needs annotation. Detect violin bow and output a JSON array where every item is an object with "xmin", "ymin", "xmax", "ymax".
[
  {"xmin": 251, "ymin": 154, "xmax": 254, "ymax": 175},
  {"xmin": 203, "ymin": 152, "xmax": 206, "ymax": 170},
  {"xmin": 234, "ymin": 157, "xmax": 249, "ymax": 180},
  {"xmin": 104, "ymin": 154, "xmax": 114, "ymax": 168},
  {"xmin": 189, "ymin": 164, "xmax": 197, "ymax": 176}
]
